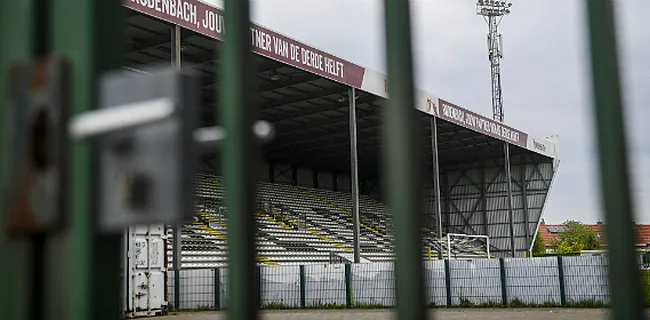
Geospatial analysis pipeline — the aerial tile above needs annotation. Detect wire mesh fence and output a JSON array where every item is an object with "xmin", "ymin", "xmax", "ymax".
[{"xmin": 166, "ymin": 254, "xmax": 649, "ymax": 310}]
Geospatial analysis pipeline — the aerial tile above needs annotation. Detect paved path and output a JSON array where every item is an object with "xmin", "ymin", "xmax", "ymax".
[{"xmin": 160, "ymin": 308, "xmax": 621, "ymax": 320}]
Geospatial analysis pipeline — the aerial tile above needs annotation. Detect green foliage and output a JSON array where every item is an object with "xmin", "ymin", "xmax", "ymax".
[
  {"xmin": 532, "ymin": 230, "xmax": 547, "ymax": 256},
  {"xmin": 553, "ymin": 220, "xmax": 601, "ymax": 253},
  {"xmin": 555, "ymin": 240, "xmax": 585, "ymax": 255}
]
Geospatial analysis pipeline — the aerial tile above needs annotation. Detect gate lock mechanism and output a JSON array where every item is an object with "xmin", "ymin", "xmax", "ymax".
[{"xmin": 64, "ymin": 65, "xmax": 274, "ymax": 233}]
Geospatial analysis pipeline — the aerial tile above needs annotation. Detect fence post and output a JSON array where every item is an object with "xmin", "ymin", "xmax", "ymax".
[
  {"xmin": 557, "ymin": 256, "xmax": 567, "ymax": 306},
  {"xmin": 444, "ymin": 259, "xmax": 452, "ymax": 307},
  {"xmin": 214, "ymin": 267, "xmax": 221, "ymax": 310},
  {"xmin": 299, "ymin": 265, "xmax": 306, "ymax": 308},
  {"xmin": 256, "ymin": 266, "xmax": 262, "ymax": 309},
  {"xmin": 345, "ymin": 264, "xmax": 352, "ymax": 308},
  {"xmin": 499, "ymin": 258, "xmax": 508, "ymax": 306},
  {"xmin": 174, "ymin": 269, "xmax": 180, "ymax": 310}
]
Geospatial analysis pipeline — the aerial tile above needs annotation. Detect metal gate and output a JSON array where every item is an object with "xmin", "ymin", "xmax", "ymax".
[{"xmin": 0, "ymin": 1, "xmax": 645, "ymax": 320}]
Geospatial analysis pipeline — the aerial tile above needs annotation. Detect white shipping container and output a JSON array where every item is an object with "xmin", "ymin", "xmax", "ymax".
[{"xmin": 123, "ymin": 224, "xmax": 169, "ymax": 318}]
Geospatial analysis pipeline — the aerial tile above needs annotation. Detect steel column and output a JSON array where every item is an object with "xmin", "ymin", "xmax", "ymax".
[
  {"xmin": 52, "ymin": 0, "xmax": 124, "ymax": 319},
  {"xmin": 220, "ymin": 0, "xmax": 260, "ymax": 319},
  {"xmin": 171, "ymin": 25, "xmax": 183, "ymax": 272},
  {"xmin": 504, "ymin": 143, "xmax": 516, "ymax": 257},
  {"xmin": 430, "ymin": 118, "xmax": 444, "ymax": 259},
  {"xmin": 382, "ymin": 0, "xmax": 428, "ymax": 318},
  {"xmin": 520, "ymin": 155, "xmax": 530, "ymax": 256},
  {"xmin": 349, "ymin": 87, "xmax": 361, "ymax": 263},
  {"xmin": 481, "ymin": 164, "xmax": 489, "ymax": 239},
  {"xmin": 584, "ymin": 1, "xmax": 644, "ymax": 319}
]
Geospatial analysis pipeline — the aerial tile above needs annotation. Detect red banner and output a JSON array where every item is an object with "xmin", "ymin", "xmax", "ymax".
[
  {"xmin": 124, "ymin": 0, "xmax": 366, "ymax": 87},
  {"xmin": 438, "ymin": 99, "xmax": 528, "ymax": 147}
]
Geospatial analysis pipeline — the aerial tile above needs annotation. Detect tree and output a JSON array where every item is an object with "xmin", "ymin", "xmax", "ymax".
[
  {"xmin": 552, "ymin": 220, "xmax": 601, "ymax": 253},
  {"xmin": 555, "ymin": 239, "xmax": 584, "ymax": 255},
  {"xmin": 532, "ymin": 230, "xmax": 546, "ymax": 256}
]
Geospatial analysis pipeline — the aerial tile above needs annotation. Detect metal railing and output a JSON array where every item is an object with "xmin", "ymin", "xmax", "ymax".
[{"xmin": 167, "ymin": 255, "xmax": 650, "ymax": 310}]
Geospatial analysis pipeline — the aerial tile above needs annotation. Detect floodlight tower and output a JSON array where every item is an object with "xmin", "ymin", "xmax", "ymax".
[{"xmin": 476, "ymin": 0, "xmax": 512, "ymax": 122}]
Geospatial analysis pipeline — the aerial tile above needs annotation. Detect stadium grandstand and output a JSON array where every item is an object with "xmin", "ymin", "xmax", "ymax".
[{"xmin": 122, "ymin": 0, "xmax": 560, "ymax": 268}]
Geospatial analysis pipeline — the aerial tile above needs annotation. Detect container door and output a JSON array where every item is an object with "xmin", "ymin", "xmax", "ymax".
[{"xmin": 126, "ymin": 224, "xmax": 168, "ymax": 318}]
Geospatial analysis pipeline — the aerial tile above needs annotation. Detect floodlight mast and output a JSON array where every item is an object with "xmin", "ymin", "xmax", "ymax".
[
  {"xmin": 476, "ymin": 0, "xmax": 512, "ymax": 122},
  {"xmin": 476, "ymin": 1, "xmax": 516, "ymax": 258}
]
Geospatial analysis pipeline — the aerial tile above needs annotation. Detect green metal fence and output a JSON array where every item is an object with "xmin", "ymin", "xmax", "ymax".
[
  {"xmin": 168, "ymin": 255, "xmax": 650, "ymax": 311},
  {"xmin": 0, "ymin": 0, "xmax": 644, "ymax": 319}
]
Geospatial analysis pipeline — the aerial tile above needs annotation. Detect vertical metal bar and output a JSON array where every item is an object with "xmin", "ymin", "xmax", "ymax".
[
  {"xmin": 30, "ymin": 0, "xmax": 49, "ymax": 315},
  {"xmin": 299, "ymin": 265, "xmax": 306, "ymax": 308},
  {"xmin": 52, "ymin": 0, "xmax": 124, "ymax": 318},
  {"xmin": 215, "ymin": 267, "xmax": 221, "ymax": 310},
  {"xmin": 584, "ymin": 1, "xmax": 644, "ymax": 319},
  {"xmin": 520, "ymin": 155, "xmax": 530, "ymax": 256},
  {"xmin": 172, "ymin": 25, "xmax": 181, "ymax": 68},
  {"xmin": 430, "ymin": 118, "xmax": 443, "ymax": 259},
  {"xmin": 481, "ymin": 165, "xmax": 489, "ymax": 243},
  {"xmin": 381, "ymin": 0, "xmax": 428, "ymax": 317},
  {"xmin": 504, "ymin": 143, "xmax": 516, "ymax": 257},
  {"xmin": 443, "ymin": 172, "xmax": 450, "ymax": 233},
  {"xmin": 349, "ymin": 87, "xmax": 361, "ymax": 263},
  {"xmin": 220, "ymin": 0, "xmax": 259, "ymax": 319},
  {"xmin": 171, "ymin": 24, "xmax": 183, "ymax": 273},
  {"xmin": 0, "ymin": 2, "xmax": 33, "ymax": 319},
  {"xmin": 499, "ymin": 257, "xmax": 508, "ymax": 306},
  {"xmin": 557, "ymin": 256, "xmax": 566, "ymax": 306},
  {"xmin": 344, "ymin": 264, "xmax": 352, "ymax": 308},
  {"xmin": 444, "ymin": 259, "xmax": 451, "ymax": 307}
]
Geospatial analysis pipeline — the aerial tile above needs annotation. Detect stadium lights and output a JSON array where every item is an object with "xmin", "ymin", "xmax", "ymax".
[{"xmin": 476, "ymin": 1, "xmax": 512, "ymax": 17}]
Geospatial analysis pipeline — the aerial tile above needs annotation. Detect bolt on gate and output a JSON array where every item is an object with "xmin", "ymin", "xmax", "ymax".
[{"xmin": 0, "ymin": 0, "xmax": 645, "ymax": 320}]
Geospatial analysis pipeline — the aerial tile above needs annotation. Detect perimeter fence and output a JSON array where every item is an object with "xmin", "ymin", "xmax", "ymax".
[{"xmin": 167, "ymin": 254, "xmax": 650, "ymax": 310}]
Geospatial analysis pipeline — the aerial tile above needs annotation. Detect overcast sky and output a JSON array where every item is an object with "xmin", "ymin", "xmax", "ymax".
[{"xmin": 211, "ymin": 0, "xmax": 648, "ymax": 224}]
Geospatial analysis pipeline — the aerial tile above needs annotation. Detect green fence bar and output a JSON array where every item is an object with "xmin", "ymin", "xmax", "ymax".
[
  {"xmin": 584, "ymin": 1, "xmax": 644, "ymax": 319},
  {"xmin": 215, "ymin": 267, "xmax": 221, "ymax": 310},
  {"xmin": 444, "ymin": 260, "xmax": 452, "ymax": 307},
  {"xmin": 345, "ymin": 264, "xmax": 352, "ymax": 308},
  {"xmin": 299, "ymin": 265, "xmax": 306, "ymax": 308},
  {"xmin": 52, "ymin": 0, "xmax": 124, "ymax": 319},
  {"xmin": 381, "ymin": 0, "xmax": 428, "ymax": 319},
  {"xmin": 558, "ymin": 256, "xmax": 567, "ymax": 306},
  {"xmin": 219, "ymin": 0, "xmax": 260, "ymax": 319},
  {"xmin": 499, "ymin": 258, "xmax": 508, "ymax": 306},
  {"xmin": 0, "ymin": 2, "xmax": 33, "ymax": 319}
]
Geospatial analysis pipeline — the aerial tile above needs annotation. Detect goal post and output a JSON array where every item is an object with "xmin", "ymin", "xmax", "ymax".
[{"xmin": 445, "ymin": 233, "xmax": 491, "ymax": 259}]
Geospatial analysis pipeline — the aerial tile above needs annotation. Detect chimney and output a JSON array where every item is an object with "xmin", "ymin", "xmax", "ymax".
[
  {"xmin": 541, "ymin": 218, "xmax": 545, "ymax": 224},
  {"xmin": 597, "ymin": 220, "xmax": 603, "ymax": 225}
]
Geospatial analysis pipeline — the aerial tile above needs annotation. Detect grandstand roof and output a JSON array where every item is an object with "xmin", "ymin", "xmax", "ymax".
[{"xmin": 123, "ymin": 1, "xmax": 558, "ymax": 178}]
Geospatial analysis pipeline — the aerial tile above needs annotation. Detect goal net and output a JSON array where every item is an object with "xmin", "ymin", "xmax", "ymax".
[{"xmin": 444, "ymin": 233, "xmax": 491, "ymax": 259}]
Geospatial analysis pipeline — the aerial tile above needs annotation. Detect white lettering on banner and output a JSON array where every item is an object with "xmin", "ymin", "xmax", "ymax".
[
  {"xmin": 301, "ymin": 48, "xmax": 324, "ymax": 71},
  {"xmin": 272, "ymin": 37, "xmax": 290, "ymax": 59},
  {"xmin": 290, "ymin": 43, "xmax": 300, "ymax": 63},
  {"xmin": 202, "ymin": 9, "xmax": 224, "ymax": 33},
  {"xmin": 442, "ymin": 102, "xmax": 521, "ymax": 144},
  {"xmin": 533, "ymin": 139, "xmax": 547, "ymax": 152},
  {"xmin": 132, "ymin": 0, "xmax": 199, "ymax": 26},
  {"xmin": 251, "ymin": 28, "xmax": 272, "ymax": 52},
  {"xmin": 324, "ymin": 56, "xmax": 344, "ymax": 79},
  {"xmin": 129, "ymin": 0, "xmax": 354, "ymax": 82}
]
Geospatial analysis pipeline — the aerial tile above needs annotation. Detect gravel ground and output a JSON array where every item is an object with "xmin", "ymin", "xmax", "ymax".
[{"xmin": 159, "ymin": 308, "xmax": 622, "ymax": 320}]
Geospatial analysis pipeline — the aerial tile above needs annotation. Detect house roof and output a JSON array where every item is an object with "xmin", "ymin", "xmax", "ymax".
[{"xmin": 538, "ymin": 222, "xmax": 650, "ymax": 247}]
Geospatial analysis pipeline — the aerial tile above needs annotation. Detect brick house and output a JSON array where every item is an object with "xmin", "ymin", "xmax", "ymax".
[{"xmin": 537, "ymin": 219, "xmax": 650, "ymax": 253}]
